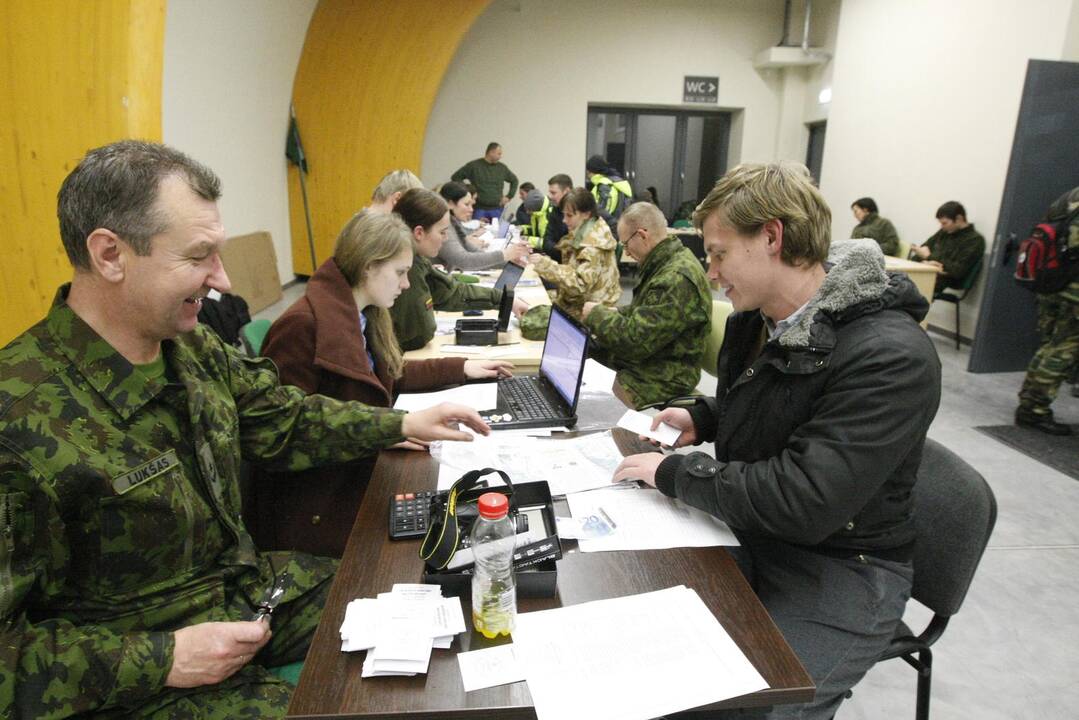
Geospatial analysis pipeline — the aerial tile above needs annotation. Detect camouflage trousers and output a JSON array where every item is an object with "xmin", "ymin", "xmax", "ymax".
[
  {"xmin": 1018, "ymin": 294, "xmax": 1079, "ymax": 414},
  {"xmin": 97, "ymin": 552, "xmax": 337, "ymax": 720}
]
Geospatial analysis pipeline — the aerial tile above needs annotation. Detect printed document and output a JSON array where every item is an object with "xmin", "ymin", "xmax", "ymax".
[
  {"xmin": 511, "ymin": 585, "xmax": 768, "ymax": 720},
  {"xmin": 566, "ymin": 486, "xmax": 740, "ymax": 550}
]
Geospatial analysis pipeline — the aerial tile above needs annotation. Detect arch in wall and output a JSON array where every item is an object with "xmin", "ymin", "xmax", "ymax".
[
  {"xmin": 287, "ymin": 0, "xmax": 490, "ymax": 276},
  {"xmin": 0, "ymin": 0, "xmax": 164, "ymax": 345}
]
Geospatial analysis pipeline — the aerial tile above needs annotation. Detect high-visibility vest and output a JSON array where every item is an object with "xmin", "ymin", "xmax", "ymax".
[
  {"xmin": 589, "ymin": 174, "xmax": 633, "ymax": 218},
  {"xmin": 528, "ymin": 196, "xmax": 551, "ymax": 239}
]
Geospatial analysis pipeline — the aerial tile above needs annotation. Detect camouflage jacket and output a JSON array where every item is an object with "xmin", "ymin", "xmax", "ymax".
[
  {"xmin": 851, "ymin": 212, "xmax": 901, "ymax": 257},
  {"xmin": 391, "ymin": 255, "xmax": 502, "ymax": 351},
  {"xmin": 585, "ymin": 237, "xmax": 712, "ymax": 408},
  {"xmin": 1047, "ymin": 186, "xmax": 1079, "ymax": 302},
  {"xmin": 0, "ymin": 287, "xmax": 405, "ymax": 716},
  {"xmin": 530, "ymin": 216, "xmax": 621, "ymax": 321}
]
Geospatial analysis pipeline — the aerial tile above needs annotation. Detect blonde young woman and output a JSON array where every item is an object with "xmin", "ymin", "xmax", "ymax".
[{"xmin": 250, "ymin": 212, "xmax": 511, "ymax": 557}]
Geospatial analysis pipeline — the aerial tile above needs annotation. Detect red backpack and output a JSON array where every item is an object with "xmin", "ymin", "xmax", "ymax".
[{"xmin": 1013, "ymin": 206, "xmax": 1079, "ymax": 294}]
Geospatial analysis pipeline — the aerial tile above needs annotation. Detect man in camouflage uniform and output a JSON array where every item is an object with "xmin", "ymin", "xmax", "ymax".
[
  {"xmin": 0, "ymin": 141, "xmax": 487, "ymax": 718},
  {"xmin": 1015, "ymin": 186, "xmax": 1079, "ymax": 435},
  {"xmin": 581, "ymin": 202, "xmax": 712, "ymax": 408}
]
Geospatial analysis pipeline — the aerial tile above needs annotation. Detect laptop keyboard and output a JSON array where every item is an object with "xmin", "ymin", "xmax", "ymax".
[{"xmin": 501, "ymin": 377, "xmax": 553, "ymax": 420}]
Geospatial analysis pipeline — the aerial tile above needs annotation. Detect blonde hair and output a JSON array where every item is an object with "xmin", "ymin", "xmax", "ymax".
[
  {"xmin": 618, "ymin": 202, "xmax": 667, "ymax": 237},
  {"xmin": 693, "ymin": 162, "xmax": 831, "ymax": 266},
  {"xmin": 333, "ymin": 212, "xmax": 413, "ymax": 379},
  {"xmin": 371, "ymin": 169, "xmax": 423, "ymax": 203}
]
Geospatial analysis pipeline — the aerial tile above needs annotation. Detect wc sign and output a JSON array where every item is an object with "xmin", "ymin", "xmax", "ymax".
[{"xmin": 683, "ymin": 76, "xmax": 719, "ymax": 104}]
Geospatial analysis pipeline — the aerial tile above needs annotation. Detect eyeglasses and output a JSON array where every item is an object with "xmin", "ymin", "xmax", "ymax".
[
  {"xmin": 249, "ymin": 557, "xmax": 288, "ymax": 624},
  {"xmin": 622, "ymin": 228, "xmax": 644, "ymax": 245}
]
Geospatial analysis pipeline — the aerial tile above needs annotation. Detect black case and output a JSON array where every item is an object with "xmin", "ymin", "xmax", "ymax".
[
  {"xmin": 454, "ymin": 318, "xmax": 499, "ymax": 345},
  {"xmin": 422, "ymin": 480, "xmax": 561, "ymax": 598}
]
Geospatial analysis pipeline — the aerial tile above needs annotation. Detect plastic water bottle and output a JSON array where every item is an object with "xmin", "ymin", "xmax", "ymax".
[{"xmin": 470, "ymin": 492, "xmax": 517, "ymax": 638}]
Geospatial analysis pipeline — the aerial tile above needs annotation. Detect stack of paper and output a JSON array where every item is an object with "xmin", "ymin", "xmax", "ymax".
[
  {"xmin": 511, "ymin": 586, "xmax": 768, "ymax": 720},
  {"xmin": 339, "ymin": 583, "xmax": 466, "ymax": 677}
]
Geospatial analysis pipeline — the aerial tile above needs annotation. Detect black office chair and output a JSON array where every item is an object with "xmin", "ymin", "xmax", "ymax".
[
  {"xmin": 876, "ymin": 438, "xmax": 997, "ymax": 720},
  {"xmin": 932, "ymin": 258, "xmax": 982, "ymax": 350}
]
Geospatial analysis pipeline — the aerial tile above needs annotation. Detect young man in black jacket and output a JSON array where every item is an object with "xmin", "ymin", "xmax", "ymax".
[{"xmin": 615, "ymin": 162, "xmax": 942, "ymax": 720}]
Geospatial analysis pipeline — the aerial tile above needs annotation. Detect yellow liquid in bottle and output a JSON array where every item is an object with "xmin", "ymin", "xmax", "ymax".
[{"xmin": 472, "ymin": 608, "xmax": 514, "ymax": 638}]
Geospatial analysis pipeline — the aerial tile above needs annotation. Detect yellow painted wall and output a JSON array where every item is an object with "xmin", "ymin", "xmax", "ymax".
[
  {"xmin": 288, "ymin": 0, "xmax": 489, "ymax": 275},
  {"xmin": 0, "ymin": 0, "xmax": 164, "ymax": 345}
]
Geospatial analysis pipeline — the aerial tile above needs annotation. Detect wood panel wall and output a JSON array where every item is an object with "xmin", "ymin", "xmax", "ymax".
[
  {"xmin": 287, "ymin": 0, "xmax": 490, "ymax": 276},
  {"xmin": 0, "ymin": 0, "xmax": 164, "ymax": 345}
]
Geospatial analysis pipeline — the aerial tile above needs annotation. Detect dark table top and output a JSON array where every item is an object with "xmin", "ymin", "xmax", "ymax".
[{"xmin": 288, "ymin": 428, "xmax": 813, "ymax": 719}]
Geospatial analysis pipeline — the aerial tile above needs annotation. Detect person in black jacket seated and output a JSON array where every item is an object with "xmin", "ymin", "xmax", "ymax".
[{"xmin": 614, "ymin": 162, "xmax": 942, "ymax": 720}]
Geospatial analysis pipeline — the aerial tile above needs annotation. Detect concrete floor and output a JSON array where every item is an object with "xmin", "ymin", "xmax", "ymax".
[{"xmin": 255, "ymin": 278, "xmax": 1079, "ymax": 719}]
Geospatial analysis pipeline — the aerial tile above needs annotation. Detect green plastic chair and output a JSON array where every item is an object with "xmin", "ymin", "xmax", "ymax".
[
  {"xmin": 240, "ymin": 319, "xmax": 271, "ymax": 357},
  {"xmin": 269, "ymin": 660, "xmax": 304, "ymax": 686},
  {"xmin": 932, "ymin": 257, "xmax": 983, "ymax": 350},
  {"xmin": 700, "ymin": 300, "xmax": 734, "ymax": 377}
]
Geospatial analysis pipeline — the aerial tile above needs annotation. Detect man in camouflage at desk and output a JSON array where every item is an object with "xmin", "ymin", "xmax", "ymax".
[
  {"xmin": 581, "ymin": 202, "xmax": 712, "ymax": 408},
  {"xmin": 0, "ymin": 141, "xmax": 487, "ymax": 718}
]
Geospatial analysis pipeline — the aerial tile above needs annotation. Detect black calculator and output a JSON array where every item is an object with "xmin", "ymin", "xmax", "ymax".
[{"xmin": 388, "ymin": 490, "xmax": 437, "ymax": 539}]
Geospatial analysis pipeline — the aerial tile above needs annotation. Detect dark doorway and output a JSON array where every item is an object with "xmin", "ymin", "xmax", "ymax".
[
  {"xmin": 969, "ymin": 59, "xmax": 1079, "ymax": 373},
  {"xmin": 805, "ymin": 121, "xmax": 826, "ymax": 184},
  {"xmin": 586, "ymin": 106, "xmax": 731, "ymax": 220}
]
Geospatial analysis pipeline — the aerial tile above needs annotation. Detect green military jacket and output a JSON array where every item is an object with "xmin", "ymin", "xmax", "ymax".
[
  {"xmin": 450, "ymin": 158, "xmax": 518, "ymax": 208},
  {"xmin": 851, "ymin": 212, "xmax": 901, "ymax": 257},
  {"xmin": 1047, "ymin": 187, "xmax": 1079, "ymax": 302},
  {"xmin": 0, "ymin": 287, "xmax": 405, "ymax": 716},
  {"xmin": 584, "ymin": 237, "xmax": 712, "ymax": 408},
  {"xmin": 391, "ymin": 255, "xmax": 502, "ymax": 351},
  {"xmin": 918, "ymin": 224, "xmax": 986, "ymax": 289},
  {"xmin": 530, "ymin": 216, "xmax": 622, "ymax": 320}
]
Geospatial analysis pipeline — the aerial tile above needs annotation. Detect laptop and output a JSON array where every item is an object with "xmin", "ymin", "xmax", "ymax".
[
  {"xmin": 483, "ymin": 304, "xmax": 589, "ymax": 430},
  {"xmin": 493, "ymin": 261, "xmax": 524, "ymax": 291}
]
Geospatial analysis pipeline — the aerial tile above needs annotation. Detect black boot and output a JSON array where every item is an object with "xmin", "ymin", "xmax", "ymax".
[{"xmin": 1015, "ymin": 407, "xmax": 1073, "ymax": 436}]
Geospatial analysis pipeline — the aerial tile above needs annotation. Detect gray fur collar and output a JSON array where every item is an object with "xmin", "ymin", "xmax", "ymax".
[{"xmin": 777, "ymin": 239, "xmax": 887, "ymax": 348}]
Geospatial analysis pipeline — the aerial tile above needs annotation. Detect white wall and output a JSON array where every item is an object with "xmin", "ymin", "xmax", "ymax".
[
  {"xmin": 422, "ymin": 0, "xmax": 838, "ymax": 190},
  {"xmin": 163, "ymin": 0, "xmax": 317, "ymax": 285},
  {"xmin": 820, "ymin": 0, "xmax": 1075, "ymax": 337}
]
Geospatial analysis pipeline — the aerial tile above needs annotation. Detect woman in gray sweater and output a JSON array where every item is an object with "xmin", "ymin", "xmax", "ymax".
[{"xmin": 437, "ymin": 181, "xmax": 529, "ymax": 270}]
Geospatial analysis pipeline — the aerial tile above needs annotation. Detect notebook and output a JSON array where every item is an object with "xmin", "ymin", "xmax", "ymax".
[{"xmin": 481, "ymin": 305, "xmax": 588, "ymax": 430}]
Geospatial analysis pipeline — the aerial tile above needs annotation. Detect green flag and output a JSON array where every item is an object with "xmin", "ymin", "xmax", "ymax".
[{"xmin": 286, "ymin": 116, "xmax": 308, "ymax": 173}]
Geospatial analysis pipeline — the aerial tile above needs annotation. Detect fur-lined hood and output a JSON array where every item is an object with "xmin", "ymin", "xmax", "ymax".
[{"xmin": 777, "ymin": 238, "xmax": 929, "ymax": 349}]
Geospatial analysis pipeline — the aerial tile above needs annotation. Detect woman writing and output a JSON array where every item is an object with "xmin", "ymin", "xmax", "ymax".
[
  {"xmin": 522, "ymin": 188, "xmax": 621, "ymax": 337},
  {"xmin": 251, "ymin": 212, "xmax": 512, "ymax": 556}
]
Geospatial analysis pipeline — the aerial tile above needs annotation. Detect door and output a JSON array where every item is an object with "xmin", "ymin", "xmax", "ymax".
[
  {"xmin": 969, "ymin": 60, "xmax": 1079, "ymax": 373},
  {"xmin": 587, "ymin": 106, "xmax": 731, "ymax": 220}
]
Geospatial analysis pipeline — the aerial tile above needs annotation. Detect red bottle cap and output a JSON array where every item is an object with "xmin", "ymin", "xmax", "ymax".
[{"xmin": 477, "ymin": 492, "xmax": 509, "ymax": 519}]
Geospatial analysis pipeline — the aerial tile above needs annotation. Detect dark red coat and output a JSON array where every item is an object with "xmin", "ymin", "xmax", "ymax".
[{"xmin": 247, "ymin": 258, "xmax": 466, "ymax": 557}]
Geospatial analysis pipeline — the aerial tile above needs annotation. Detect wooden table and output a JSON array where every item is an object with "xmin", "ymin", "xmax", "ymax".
[
  {"xmin": 288, "ymin": 430, "xmax": 814, "ymax": 718},
  {"xmin": 403, "ymin": 267, "xmax": 551, "ymax": 371},
  {"xmin": 884, "ymin": 256, "xmax": 940, "ymax": 303}
]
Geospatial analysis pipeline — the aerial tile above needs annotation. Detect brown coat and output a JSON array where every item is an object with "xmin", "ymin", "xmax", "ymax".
[{"xmin": 248, "ymin": 258, "xmax": 466, "ymax": 556}]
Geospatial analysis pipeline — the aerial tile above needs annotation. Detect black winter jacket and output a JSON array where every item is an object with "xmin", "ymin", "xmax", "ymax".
[{"xmin": 655, "ymin": 240, "xmax": 942, "ymax": 559}]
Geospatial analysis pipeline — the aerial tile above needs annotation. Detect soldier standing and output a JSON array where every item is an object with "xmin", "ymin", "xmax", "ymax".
[
  {"xmin": 1015, "ymin": 186, "xmax": 1079, "ymax": 435},
  {"xmin": 581, "ymin": 202, "xmax": 712, "ymax": 408},
  {"xmin": 0, "ymin": 141, "xmax": 488, "ymax": 718}
]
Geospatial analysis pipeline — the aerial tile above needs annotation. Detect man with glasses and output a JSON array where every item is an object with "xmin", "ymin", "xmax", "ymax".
[{"xmin": 581, "ymin": 202, "xmax": 712, "ymax": 408}]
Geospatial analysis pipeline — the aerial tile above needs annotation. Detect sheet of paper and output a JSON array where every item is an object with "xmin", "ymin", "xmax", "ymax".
[
  {"xmin": 393, "ymin": 384, "xmax": 498, "ymax": 412},
  {"xmin": 566, "ymin": 486, "xmax": 740, "ymax": 551},
  {"xmin": 435, "ymin": 431, "xmax": 623, "ymax": 494},
  {"xmin": 580, "ymin": 359, "xmax": 617, "ymax": 396},
  {"xmin": 340, "ymin": 598, "xmax": 377, "ymax": 651},
  {"xmin": 511, "ymin": 586, "xmax": 768, "ymax": 720},
  {"xmin": 616, "ymin": 409, "xmax": 682, "ymax": 446},
  {"xmin": 457, "ymin": 644, "xmax": 526, "ymax": 692}
]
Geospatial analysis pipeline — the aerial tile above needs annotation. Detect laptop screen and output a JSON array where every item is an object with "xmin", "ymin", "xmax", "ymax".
[
  {"xmin": 497, "ymin": 289, "xmax": 514, "ymax": 332},
  {"xmin": 494, "ymin": 262, "xmax": 524, "ymax": 291},
  {"xmin": 539, "ymin": 306, "xmax": 588, "ymax": 408}
]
